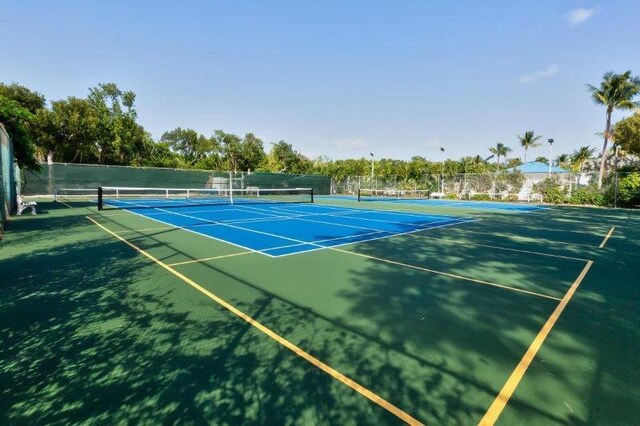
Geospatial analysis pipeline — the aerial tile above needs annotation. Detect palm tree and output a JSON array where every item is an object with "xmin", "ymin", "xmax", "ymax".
[
  {"xmin": 517, "ymin": 131, "xmax": 542, "ymax": 163},
  {"xmin": 489, "ymin": 143, "xmax": 512, "ymax": 168},
  {"xmin": 571, "ymin": 146, "xmax": 596, "ymax": 173},
  {"xmin": 556, "ymin": 153, "xmax": 572, "ymax": 170},
  {"xmin": 587, "ymin": 70, "xmax": 640, "ymax": 188}
]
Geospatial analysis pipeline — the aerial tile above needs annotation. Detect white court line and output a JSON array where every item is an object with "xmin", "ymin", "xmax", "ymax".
[
  {"xmin": 267, "ymin": 219, "xmax": 478, "ymax": 257},
  {"xmin": 103, "ymin": 202, "xmax": 475, "ymax": 258},
  {"xmin": 103, "ymin": 206, "xmax": 277, "ymax": 258}
]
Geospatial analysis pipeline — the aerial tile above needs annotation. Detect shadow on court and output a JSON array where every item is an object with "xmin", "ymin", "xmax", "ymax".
[{"xmin": 1, "ymin": 202, "xmax": 638, "ymax": 424}]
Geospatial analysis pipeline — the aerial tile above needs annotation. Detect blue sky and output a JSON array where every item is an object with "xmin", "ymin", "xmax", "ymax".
[{"xmin": 2, "ymin": 0, "xmax": 639, "ymax": 161}]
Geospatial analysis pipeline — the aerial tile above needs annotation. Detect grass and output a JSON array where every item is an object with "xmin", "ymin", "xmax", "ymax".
[{"xmin": 1, "ymin": 199, "xmax": 638, "ymax": 424}]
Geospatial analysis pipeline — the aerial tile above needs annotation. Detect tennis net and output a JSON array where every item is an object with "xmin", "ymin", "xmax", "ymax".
[
  {"xmin": 98, "ymin": 186, "xmax": 314, "ymax": 210},
  {"xmin": 357, "ymin": 188, "xmax": 431, "ymax": 202},
  {"xmin": 54, "ymin": 187, "xmax": 99, "ymax": 202}
]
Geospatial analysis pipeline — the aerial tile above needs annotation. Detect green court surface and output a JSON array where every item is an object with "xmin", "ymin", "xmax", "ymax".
[{"xmin": 1, "ymin": 199, "xmax": 639, "ymax": 424}]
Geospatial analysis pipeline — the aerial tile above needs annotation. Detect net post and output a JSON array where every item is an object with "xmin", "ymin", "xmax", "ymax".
[
  {"xmin": 311, "ymin": 188, "xmax": 314, "ymax": 203},
  {"xmin": 357, "ymin": 188, "xmax": 361, "ymax": 202},
  {"xmin": 229, "ymin": 171, "xmax": 234, "ymax": 205},
  {"xmin": 98, "ymin": 187, "xmax": 103, "ymax": 210}
]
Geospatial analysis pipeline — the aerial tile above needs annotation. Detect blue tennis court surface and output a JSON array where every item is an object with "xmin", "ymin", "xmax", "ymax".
[
  {"xmin": 120, "ymin": 203, "xmax": 474, "ymax": 257},
  {"xmin": 320, "ymin": 195, "xmax": 546, "ymax": 211}
]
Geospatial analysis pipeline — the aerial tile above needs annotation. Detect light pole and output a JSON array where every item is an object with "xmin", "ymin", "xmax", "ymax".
[
  {"xmin": 439, "ymin": 147, "xmax": 445, "ymax": 192},
  {"xmin": 370, "ymin": 152, "xmax": 375, "ymax": 179},
  {"xmin": 547, "ymin": 138, "xmax": 554, "ymax": 176}
]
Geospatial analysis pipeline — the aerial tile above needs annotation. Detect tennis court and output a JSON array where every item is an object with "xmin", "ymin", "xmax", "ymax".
[{"xmin": 1, "ymin": 191, "xmax": 639, "ymax": 424}]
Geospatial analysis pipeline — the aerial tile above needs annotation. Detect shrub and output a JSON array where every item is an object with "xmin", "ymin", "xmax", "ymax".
[
  {"xmin": 445, "ymin": 192, "xmax": 458, "ymax": 199},
  {"xmin": 506, "ymin": 194, "xmax": 519, "ymax": 202},
  {"xmin": 471, "ymin": 193, "xmax": 491, "ymax": 201},
  {"xmin": 532, "ymin": 177, "xmax": 567, "ymax": 204},
  {"xmin": 569, "ymin": 185, "xmax": 606, "ymax": 206},
  {"xmin": 616, "ymin": 172, "xmax": 640, "ymax": 207}
]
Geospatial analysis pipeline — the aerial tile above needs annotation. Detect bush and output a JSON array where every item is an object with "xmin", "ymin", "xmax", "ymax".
[
  {"xmin": 532, "ymin": 178, "xmax": 567, "ymax": 204},
  {"xmin": 616, "ymin": 172, "xmax": 640, "ymax": 207},
  {"xmin": 471, "ymin": 193, "xmax": 491, "ymax": 201},
  {"xmin": 569, "ymin": 185, "xmax": 606, "ymax": 206},
  {"xmin": 445, "ymin": 192, "xmax": 458, "ymax": 199},
  {"xmin": 506, "ymin": 194, "xmax": 519, "ymax": 202}
]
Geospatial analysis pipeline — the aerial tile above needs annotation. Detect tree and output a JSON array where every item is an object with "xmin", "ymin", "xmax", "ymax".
[
  {"xmin": 213, "ymin": 130, "xmax": 242, "ymax": 171},
  {"xmin": 517, "ymin": 131, "xmax": 542, "ymax": 162},
  {"xmin": 33, "ymin": 97, "xmax": 100, "ymax": 163},
  {"xmin": 265, "ymin": 141, "xmax": 311, "ymax": 174},
  {"xmin": 614, "ymin": 112, "xmax": 640, "ymax": 156},
  {"xmin": 488, "ymin": 143, "xmax": 512, "ymax": 167},
  {"xmin": 0, "ymin": 83, "xmax": 46, "ymax": 114},
  {"xmin": 0, "ymin": 96, "xmax": 39, "ymax": 169},
  {"xmin": 587, "ymin": 70, "xmax": 640, "ymax": 188},
  {"xmin": 87, "ymin": 83, "xmax": 152, "ymax": 165},
  {"xmin": 238, "ymin": 133, "xmax": 266, "ymax": 172},
  {"xmin": 0, "ymin": 83, "xmax": 47, "ymax": 167},
  {"xmin": 535, "ymin": 156, "xmax": 549, "ymax": 165},
  {"xmin": 556, "ymin": 154, "xmax": 572, "ymax": 170},
  {"xmin": 161, "ymin": 127, "xmax": 215, "ymax": 165},
  {"xmin": 571, "ymin": 146, "xmax": 596, "ymax": 173}
]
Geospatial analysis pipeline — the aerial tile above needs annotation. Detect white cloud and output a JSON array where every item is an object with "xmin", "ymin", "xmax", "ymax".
[
  {"xmin": 332, "ymin": 137, "xmax": 367, "ymax": 151},
  {"xmin": 567, "ymin": 8, "xmax": 597, "ymax": 25},
  {"xmin": 519, "ymin": 64, "xmax": 559, "ymax": 84}
]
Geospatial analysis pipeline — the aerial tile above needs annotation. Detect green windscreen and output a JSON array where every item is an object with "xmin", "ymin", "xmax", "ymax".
[
  {"xmin": 22, "ymin": 163, "xmax": 331, "ymax": 196},
  {"xmin": 0, "ymin": 125, "xmax": 17, "ymax": 233}
]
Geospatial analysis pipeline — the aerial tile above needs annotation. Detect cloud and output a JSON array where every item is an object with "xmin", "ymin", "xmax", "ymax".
[
  {"xmin": 567, "ymin": 8, "xmax": 597, "ymax": 25},
  {"xmin": 332, "ymin": 137, "xmax": 367, "ymax": 151},
  {"xmin": 519, "ymin": 64, "xmax": 559, "ymax": 84}
]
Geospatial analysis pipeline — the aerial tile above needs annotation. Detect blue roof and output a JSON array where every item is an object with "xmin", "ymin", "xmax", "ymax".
[{"xmin": 508, "ymin": 161, "xmax": 570, "ymax": 174}]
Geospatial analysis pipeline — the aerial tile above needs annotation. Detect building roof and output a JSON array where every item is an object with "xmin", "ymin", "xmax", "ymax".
[{"xmin": 508, "ymin": 161, "xmax": 570, "ymax": 174}]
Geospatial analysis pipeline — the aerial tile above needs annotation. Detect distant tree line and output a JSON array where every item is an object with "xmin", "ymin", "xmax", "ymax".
[{"xmin": 1, "ymin": 71, "xmax": 639, "ymax": 184}]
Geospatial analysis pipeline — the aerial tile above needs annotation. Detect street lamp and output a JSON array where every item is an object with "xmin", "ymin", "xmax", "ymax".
[
  {"xmin": 547, "ymin": 138, "xmax": 554, "ymax": 176},
  {"xmin": 370, "ymin": 152, "xmax": 375, "ymax": 178}
]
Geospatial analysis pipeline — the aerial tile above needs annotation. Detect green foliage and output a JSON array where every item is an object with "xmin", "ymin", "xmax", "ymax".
[
  {"xmin": 569, "ymin": 185, "xmax": 606, "ymax": 206},
  {"xmin": 0, "ymin": 95, "xmax": 39, "ymax": 169},
  {"xmin": 0, "ymin": 83, "xmax": 46, "ymax": 114},
  {"xmin": 471, "ymin": 194, "xmax": 491, "ymax": 201},
  {"xmin": 532, "ymin": 177, "xmax": 567, "ymax": 204},
  {"xmin": 570, "ymin": 146, "xmax": 596, "ymax": 172},
  {"xmin": 444, "ymin": 193, "xmax": 458, "ymax": 199},
  {"xmin": 506, "ymin": 194, "xmax": 519, "ymax": 202},
  {"xmin": 615, "ymin": 113, "xmax": 640, "ymax": 156},
  {"xmin": 616, "ymin": 172, "xmax": 640, "ymax": 207},
  {"xmin": 264, "ymin": 141, "xmax": 312, "ymax": 174}
]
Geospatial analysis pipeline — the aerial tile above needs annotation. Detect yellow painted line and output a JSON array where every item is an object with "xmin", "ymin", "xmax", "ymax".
[
  {"xmin": 168, "ymin": 251, "xmax": 254, "ymax": 266},
  {"xmin": 407, "ymin": 233, "xmax": 589, "ymax": 262},
  {"xmin": 115, "ymin": 226, "xmax": 176, "ymax": 234},
  {"xmin": 331, "ymin": 248, "xmax": 561, "ymax": 302},
  {"xmin": 479, "ymin": 260, "xmax": 594, "ymax": 425},
  {"xmin": 85, "ymin": 216, "xmax": 424, "ymax": 425},
  {"xmin": 598, "ymin": 226, "xmax": 615, "ymax": 249}
]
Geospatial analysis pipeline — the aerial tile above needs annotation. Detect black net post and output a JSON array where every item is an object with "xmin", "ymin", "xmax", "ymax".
[
  {"xmin": 311, "ymin": 188, "xmax": 314, "ymax": 203},
  {"xmin": 357, "ymin": 188, "xmax": 361, "ymax": 202},
  {"xmin": 98, "ymin": 186, "xmax": 103, "ymax": 210}
]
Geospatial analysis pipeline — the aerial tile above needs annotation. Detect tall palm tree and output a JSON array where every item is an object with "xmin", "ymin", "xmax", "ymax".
[
  {"xmin": 587, "ymin": 70, "xmax": 640, "ymax": 188},
  {"xmin": 489, "ymin": 143, "xmax": 512, "ymax": 168},
  {"xmin": 517, "ymin": 131, "xmax": 542, "ymax": 163},
  {"xmin": 571, "ymin": 146, "xmax": 596, "ymax": 173}
]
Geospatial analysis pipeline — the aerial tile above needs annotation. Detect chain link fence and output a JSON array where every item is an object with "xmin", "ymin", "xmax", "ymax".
[{"xmin": 332, "ymin": 171, "xmax": 640, "ymax": 207}]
